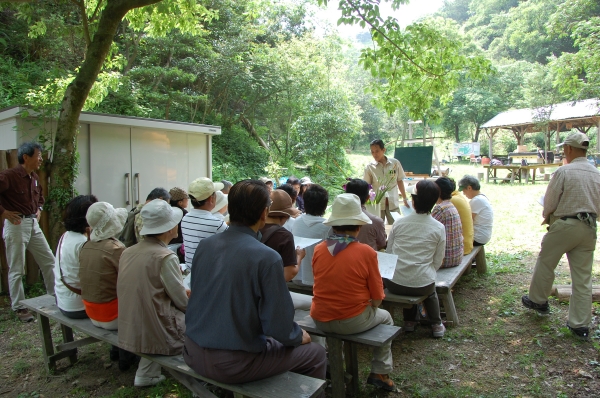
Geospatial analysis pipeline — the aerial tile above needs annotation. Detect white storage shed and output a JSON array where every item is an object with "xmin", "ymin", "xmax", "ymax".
[{"xmin": 0, "ymin": 107, "xmax": 221, "ymax": 210}]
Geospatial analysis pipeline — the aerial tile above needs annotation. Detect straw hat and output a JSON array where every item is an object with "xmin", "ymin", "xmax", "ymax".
[
  {"xmin": 211, "ymin": 191, "xmax": 228, "ymax": 214},
  {"xmin": 324, "ymin": 194, "xmax": 372, "ymax": 226},
  {"xmin": 188, "ymin": 178, "xmax": 224, "ymax": 201},
  {"xmin": 86, "ymin": 202, "xmax": 128, "ymax": 242},
  {"xmin": 268, "ymin": 190, "xmax": 300, "ymax": 218},
  {"xmin": 140, "ymin": 199, "xmax": 183, "ymax": 235},
  {"xmin": 169, "ymin": 187, "xmax": 189, "ymax": 202}
]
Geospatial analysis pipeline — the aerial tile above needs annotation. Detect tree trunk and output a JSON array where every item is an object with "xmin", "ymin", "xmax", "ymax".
[
  {"xmin": 48, "ymin": 0, "xmax": 162, "ymax": 248},
  {"xmin": 473, "ymin": 125, "xmax": 481, "ymax": 143},
  {"xmin": 239, "ymin": 114, "xmax": 269, "ymax": 150},
  {"xmin": 454, "ymin": 124, "xmax": 460, "ymax": 143}
]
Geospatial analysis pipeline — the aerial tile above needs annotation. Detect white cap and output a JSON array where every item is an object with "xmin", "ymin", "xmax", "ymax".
[
  {"xmin": 211, "ymin": 191, "xmax": 228, "ymax": 214},
  {"xmin": 557, "ymin": 132, "xmax": 590, "ymax": 149},
  {"xmin": 189, "ymin": 178, "xmax": 225, "ymax": 201}
]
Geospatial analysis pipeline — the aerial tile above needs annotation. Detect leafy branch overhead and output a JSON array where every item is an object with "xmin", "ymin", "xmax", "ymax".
[{"xmin": 320, "ymin": 0, "xmax": 492, "ymax": 118}]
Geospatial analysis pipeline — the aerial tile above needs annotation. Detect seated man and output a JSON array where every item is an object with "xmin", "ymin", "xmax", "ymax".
[
  {"xmin": 432, "ymin": 177, "xmax": 464, "ymax": 268},
  {"xmin": 458, "ymin": 175, "xmax": 494, "ymax": 246},
  {"xmin": 183, "ymin": 180, "xmax": 326, "ymax": 389},
  {"xmin": 291, "ymin": 184, "xmax": 331, "ymax": 286},
  {"xmin": 345, "ymin": 178, "xmax": 386, "ymax": 251},
  {"xmin": 450, "ymin": 180, "xmax": 474, "ymax": 255},
  {"xmin": 311, "ymin": 193, "xmax": 395, "ymax": 391},
  {"xmin": 118, "ymin": 199, "xmax": 188, "ymax": 387},
  {"xmin": 181, "ymin": 178, "xmax": 228, "ymax": 268}
]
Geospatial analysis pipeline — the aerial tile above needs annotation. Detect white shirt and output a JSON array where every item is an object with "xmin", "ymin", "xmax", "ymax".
[
  {"xmin": 470, "ymin": 194, "xmax": 493, "ymax": 244},
  {"xmin": 386, "ymin": 213, "xmax": 446, "ymax": 288},
  {"xmin": 53, "ymin": 231, "xmax": 87, "ymax": 312},
  {"xmin": 182, "ymin": 209, "xmax": 228, "ymax": 268},
  {"xmin": 291, "ymin": 214, "xmax": 332, "ymax": 285},
  {"xmin": 363, "ymin": 156, "xmax": 406, "ymax": 210}
]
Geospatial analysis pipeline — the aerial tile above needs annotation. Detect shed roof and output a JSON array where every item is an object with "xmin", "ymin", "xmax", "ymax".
[
  {"xmin": 0, "ymin": 106, "xmax": 221, "ymax": 135},
  {"xmin": 481, "ymin": 98, "xmax": 600, "ymax": 130}
]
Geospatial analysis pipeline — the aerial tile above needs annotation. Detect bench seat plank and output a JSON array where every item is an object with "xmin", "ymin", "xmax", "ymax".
[
  {"xmin": 22, "ymin": 295, "xmax": 326, "ymax": 398},
  {"xmin": 294, "ymin": 310, "xmax": 401, "ymax": 346}
]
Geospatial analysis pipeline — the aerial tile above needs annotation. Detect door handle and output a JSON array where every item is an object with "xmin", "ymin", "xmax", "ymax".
[
  {"xmin": 135, "ymin": 173, "xmax": 140, "ymax": 204},
  {"xmin": 125, "ymin": 173, "xmax": 131, "ymax": 206}
]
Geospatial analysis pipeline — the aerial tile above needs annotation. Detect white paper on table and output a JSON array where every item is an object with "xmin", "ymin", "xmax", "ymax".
[
  {"xmin": 293, "ymin": 236, "xmax": 322, "ymax": 249},
  {"xmin": 389, "ymin": 212, "xmax": 402, "ymax": 222},
  {"xmin": 377, "ymin": 252, "xmax": 398, "ymax": 279},
  {"xmin": 537, "ymin": 195, "xmax": 544, "ymax": 206},
  {"xmin": 183, "ymin": 273, "xmax": 191, "ymax": 290}
]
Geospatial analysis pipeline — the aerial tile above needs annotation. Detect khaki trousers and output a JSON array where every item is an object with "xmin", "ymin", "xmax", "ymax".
[
  {"xmin": 529, "ymin": 218, "xmax": 597, "ymax": 328},
  {"xmin": 3, "ymin": 218, "xmax": 55, "ymax": 310},
  {"xmin": 314, "ymin": 305, "xmax": 394, "ymax": 374}
]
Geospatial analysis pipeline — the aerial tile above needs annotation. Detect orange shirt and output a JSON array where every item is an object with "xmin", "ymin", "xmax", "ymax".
[{"xmin": 310, "ymin": 241, "xmax": 384, "ymax": 322}]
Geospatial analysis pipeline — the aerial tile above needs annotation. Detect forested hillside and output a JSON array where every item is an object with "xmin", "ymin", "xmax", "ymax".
[{"xmin": 1, "ymin": 0, "xmax": 598, "ymax": 180}]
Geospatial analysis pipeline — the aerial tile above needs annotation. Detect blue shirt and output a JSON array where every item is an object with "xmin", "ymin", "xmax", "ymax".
[{"xmin": 185, "ymin": 225, "xmax": 302, "ymax": 352}]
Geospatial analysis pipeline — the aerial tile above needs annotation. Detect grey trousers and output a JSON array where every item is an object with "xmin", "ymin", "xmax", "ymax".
[
  {"xmin": 3, "ymin": 218, "xmax": 55, "ymax": 310},
  {"xmin": 314, "ymin": 305, "xmax": 394, "ymax": 374},
  {"xmin": 529, "ymin": 218, "xmax": 597, "ymax": 328},
  {"xmin": 183, "ymin": 336, "xmax": 326, "ymax": 394}
]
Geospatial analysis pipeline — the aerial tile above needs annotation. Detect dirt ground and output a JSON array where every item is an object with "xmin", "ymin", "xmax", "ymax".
[{"xmin": 2, "ymin": 253, "xmax": 599, "ymax": 398}]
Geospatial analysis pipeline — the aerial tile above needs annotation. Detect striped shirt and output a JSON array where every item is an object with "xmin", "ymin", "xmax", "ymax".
[
  {"xmin": 182, "ymin": 209, "xmax": 228, "ymax": 267},
  {"xmin": 431, "ymin": 200, "xmax": 464, "ymax": 268}
]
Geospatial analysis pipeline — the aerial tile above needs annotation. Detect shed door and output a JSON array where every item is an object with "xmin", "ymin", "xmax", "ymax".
[
  {"xmin": 130, "ymin": 128, "xmax": 189, "ymax": 204},
  {"xmin": 89, "ymin": 125, "xmax": 132, "ymax": 209}
]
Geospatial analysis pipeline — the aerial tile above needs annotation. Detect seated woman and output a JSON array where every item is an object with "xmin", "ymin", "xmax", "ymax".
[
  {"xmin": 210, "ymin": 190, "xmax": 228, "ymax": 221},
  {"xmin": 432, "ymin": 177, "xmax": 464, "ymax": 268},
  {"xmin": 169, "ymin": 187, "xmax": 189, "ymax": 263},
  {"xmin": 311, "ymin": 193, "xmax": 395, "ymax": 392},
  {"xmin": 118, "ymin": 199, "xmax": 188, "ymax": 387},
  {"xmin": 54, "ymin": 195, "xmax": 98, "ymax": 319},
  {"xmin": 385, "ymin": 180, "xmax": 446, "ymax": 338},
  {"xmin": 79, "ymin": 202, "xmax": 127, "ymax": 330}
]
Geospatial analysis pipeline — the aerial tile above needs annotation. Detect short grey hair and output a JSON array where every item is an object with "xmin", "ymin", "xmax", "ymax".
[
  {"xmin": 458, "ymin": 175, "xmax": 480, "ymax": 191},
  {"xmin": 146, "ymin": 187, "xmax": 170, "ymax": 202},
  {"xmin": 17, "ymin": 142, "xmax": 42, "ymax": 164}
]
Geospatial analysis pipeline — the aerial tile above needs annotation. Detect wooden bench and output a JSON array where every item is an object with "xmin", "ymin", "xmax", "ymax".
[
  {"xmin": 21, "ymin": 295, "xmax": 326, "ymax": 398},
  {"xmin": 294, "ymin": 310, "xmax": 401, "ymax": 398}
]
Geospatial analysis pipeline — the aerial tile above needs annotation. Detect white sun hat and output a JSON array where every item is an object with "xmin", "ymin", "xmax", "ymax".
[
  {"xmin": 211, "ymin": 191, "xmax": 228, "ymax": 214},
  {"xmin": 86, "ymin": 202, "xmax": 128, "ymax": 242},
  {"xmin": 323, "ymin": 193, "xmax": 372, "ymax": 226},
  {"xmin": 140, "ymin": 199, "xmax": 183, "ymax": 235}
]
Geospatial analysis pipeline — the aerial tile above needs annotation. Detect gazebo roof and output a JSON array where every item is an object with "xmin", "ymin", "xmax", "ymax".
[{"xmin": 482, "ymin": 98, "xmax": 600, "ymax": 131}]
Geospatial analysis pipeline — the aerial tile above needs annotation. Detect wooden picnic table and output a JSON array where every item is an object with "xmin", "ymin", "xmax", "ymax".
[{"xmin": 483, "ymin": 164, "xmax": 522, "ymax": 183}]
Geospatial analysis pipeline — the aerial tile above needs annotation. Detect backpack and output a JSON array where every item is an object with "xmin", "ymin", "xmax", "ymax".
[{"xmin": 119, "ymin": 207, "xmax": 142, "ymax": 247}]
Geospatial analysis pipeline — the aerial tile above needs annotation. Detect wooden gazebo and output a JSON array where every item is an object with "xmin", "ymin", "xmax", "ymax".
[{"xmin": 481, "ymin": 98, "xmax": 600, "ymax": 158}]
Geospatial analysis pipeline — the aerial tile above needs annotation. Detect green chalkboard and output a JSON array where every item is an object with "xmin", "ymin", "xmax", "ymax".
[{"xmin": 394, "ymin": 146, "xmax": 433, "ymax": 175}]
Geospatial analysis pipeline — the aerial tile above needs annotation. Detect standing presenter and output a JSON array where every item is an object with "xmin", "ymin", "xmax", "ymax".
[{"xmin": 364, "ymin": 139, "xmax": 409, "ymax": 225}]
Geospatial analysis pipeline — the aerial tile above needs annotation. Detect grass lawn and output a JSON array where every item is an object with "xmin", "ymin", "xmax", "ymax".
[{"xmin": 1, "ymin": 158, "xmax": 599, "ymax": 397}]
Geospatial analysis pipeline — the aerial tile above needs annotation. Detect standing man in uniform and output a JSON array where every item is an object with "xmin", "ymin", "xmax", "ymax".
[
  {"xmin": 522, "ymin": 132, "xmax": 600, "ymax": 339},
  {"xmin": 363, "ymin": 139, "xmax": 409, "ymax": 224},
  {"xmin": 0, "ymin": 142, "xmax": 56, "ymax": 322}
]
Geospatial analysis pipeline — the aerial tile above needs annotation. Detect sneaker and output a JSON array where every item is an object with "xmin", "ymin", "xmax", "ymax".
[
  {"xmin": 567, "ymin": 323, "xmax": 589, "ymax": 340},
  {"xmin": 134, "ymin": 374, "xmax": 166, "ymax": 387},
  {"xmin": 366, "ymin": 373, "xmax": 395, "ymax": 392},
  {"xmin": 521, "ymin": 295, "xmax": 550, "ymax": 315},
  {"xmin": 15, "ymin": 309, "xmax": 34, "ymax": 323},
  {"xmin": 432, "ymin": 323, "xmax": 446, "ymax": 338},
  {"xmin": 403, "ymin": 321, "xmax": 417, "ymax": 332}
]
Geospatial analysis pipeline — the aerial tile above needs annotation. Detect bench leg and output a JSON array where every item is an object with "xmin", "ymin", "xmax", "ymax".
[
  {"xmin": 326, "ymin": 337, "xmax": 345, "ymax": 398},
  {"xmin": 439, "ymin": 291, "xmax": 459, "ymax": 326},
  {"xmin": 475, "ymin": 246, "xmax": 487, "ymax": 275},
  {"xmin": 37, "ymin": 313, "xmax": 56, "ymax": 372},
  {"xmin": 165, "ymin": 368, "xmax": 217, "ymax": 398},
  {"xmin": 344, "ymin": 342, "xmax": 359, "ymax": 396},
  {"xmin": 60, "ymin": 324, "xmax": 78, "ymax": 365}
]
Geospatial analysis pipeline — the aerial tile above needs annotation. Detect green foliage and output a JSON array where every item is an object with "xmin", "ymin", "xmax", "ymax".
[{"xmin": 212, "ymin": 123, "xmax": 269, "ymax": 182}]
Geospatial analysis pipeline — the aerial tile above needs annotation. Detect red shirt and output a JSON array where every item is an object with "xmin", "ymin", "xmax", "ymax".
[
  {"xmin": 310, "ymin": 241, "xmax": 384, "ymax": 322},
  {"xmin": 0, "ymin": 165, "xmax": 44, "ymax": 215}
]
